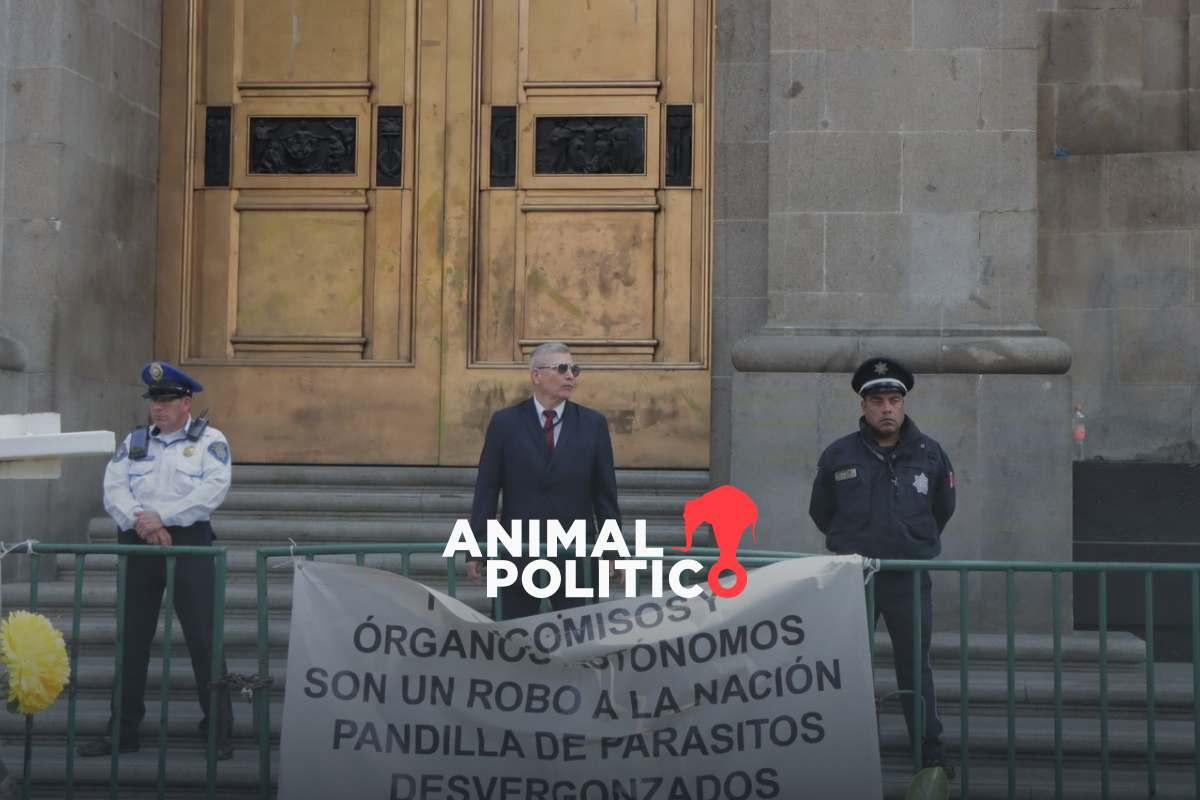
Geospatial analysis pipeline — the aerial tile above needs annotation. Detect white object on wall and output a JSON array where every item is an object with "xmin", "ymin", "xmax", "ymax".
[{"xmin": 0, "ymin": 414, "xmax": 116, "ymax": 479}]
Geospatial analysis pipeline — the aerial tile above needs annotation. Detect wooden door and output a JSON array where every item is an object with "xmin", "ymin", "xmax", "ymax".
[{"xmin": 156, "ymin": 0, "xmax": 712, "ymax": 466}]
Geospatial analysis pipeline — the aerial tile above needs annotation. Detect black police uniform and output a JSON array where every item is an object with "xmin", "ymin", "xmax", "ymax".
[{"xmin": 808, "ymin": 359, "xmax": 956, "ymax": 768}]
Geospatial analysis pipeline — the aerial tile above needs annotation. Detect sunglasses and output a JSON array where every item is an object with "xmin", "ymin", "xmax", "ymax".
[{"xmin": 536, "ymin": 362, "xmax": 582, "ymax": 376}]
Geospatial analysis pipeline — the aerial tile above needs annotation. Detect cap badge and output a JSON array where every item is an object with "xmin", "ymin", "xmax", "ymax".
[
  {"xmin": 149, "ymin": 362, "xmax": 164, "ymax": 381},
  {"xmin": 873, "ymin": 361, "xmax": 889, "ymax": 375}
]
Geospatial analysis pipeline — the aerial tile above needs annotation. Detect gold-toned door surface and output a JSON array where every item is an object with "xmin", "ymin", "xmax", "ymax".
[
  {"xmin": 157, "ymin": 0, "xmax": 711, "ymax": 466},
  {"xmin": 157, "ymin": 0, "xmax": 432, "ymax": 463}
]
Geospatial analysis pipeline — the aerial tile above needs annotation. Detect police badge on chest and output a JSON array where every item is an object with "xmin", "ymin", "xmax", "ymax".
[{"xmin": 913, "ymin": 472, "xmax": 929, "ymax": 495}]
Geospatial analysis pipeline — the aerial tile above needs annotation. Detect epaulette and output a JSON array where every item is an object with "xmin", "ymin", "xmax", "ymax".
[{"xmin": 128, "ymin": 426, "xmax": 151, "ymax": 460}]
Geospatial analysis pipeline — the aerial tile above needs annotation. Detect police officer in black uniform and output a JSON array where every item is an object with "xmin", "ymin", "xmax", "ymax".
[
  {"xmin": 79, "ymin": 362, "xmax": 234, "ymax": 760},
  {"xmin": 809, "ymin": 357, "xmax": 956, "ymax": 773}
]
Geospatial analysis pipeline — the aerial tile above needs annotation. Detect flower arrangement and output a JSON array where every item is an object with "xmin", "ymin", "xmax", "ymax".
[
  {"xmin": 0, "ymin": 611, "xmax": 71, "ymax": 798},
  {"xmin": 0, "ymin": 611, "xmax": 70, "ymax": 715}
]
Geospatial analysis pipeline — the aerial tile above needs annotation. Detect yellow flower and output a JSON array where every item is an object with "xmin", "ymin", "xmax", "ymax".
[{"xmin": 0, "ymin": 611, "xmax": 70, "ymax": 715}]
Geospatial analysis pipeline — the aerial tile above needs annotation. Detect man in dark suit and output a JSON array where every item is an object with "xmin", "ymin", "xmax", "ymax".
[{"xmin": 467, "ymin": 342, "xmax": 622, "ymax": 619}]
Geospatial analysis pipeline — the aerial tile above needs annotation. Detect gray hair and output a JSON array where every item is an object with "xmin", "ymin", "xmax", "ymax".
[{"xmin": 530, "ymin": 341, "xmax": 571, "ymax": 368}]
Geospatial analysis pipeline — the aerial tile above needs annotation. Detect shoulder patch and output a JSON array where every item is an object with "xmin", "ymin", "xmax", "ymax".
[
  {"xmin": 207, "ymin": 440, "xmax": 230, "ymax": 465},
  {"xmin": 111, "ymin": 441, "xmax": 128, "ymax": 463}
]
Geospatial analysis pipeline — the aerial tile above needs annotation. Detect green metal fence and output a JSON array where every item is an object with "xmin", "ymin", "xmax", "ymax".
[
  {"xmin": 253, "ymin": 543, "xmax": 451, "ymax": 800},
  {"xmin": 6, "ymin": 539, "xmax": 1192, "ymax": 797},
  {"xmin": 850, "ymin": 557, "xmax": 1200, "ymax": 800},
  {"xmin": 252, "ymin": 545, "xmax": 1200, "ymax": 800},
  {"xmin": 4, "ymin": 542, "xmax": 227, "ymax": 800}
]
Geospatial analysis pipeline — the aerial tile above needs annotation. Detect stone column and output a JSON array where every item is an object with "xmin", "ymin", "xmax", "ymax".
[
  {"xmin": 729, "ymin": 0, "xmax": 1071, "ymax": 630},
  {"xmin": 1190, "ymin": 0, "xmax": 1200, "ymax": 148},
  {"xmin": 1, "ymin": 0, "xmax": 163, "ymax": 548},
  {"xmin": 0, "ymin": 0, "xmax": 20, "ymax": 377},
  {"xmin": 711, "ymin": 0, "xmax": 770, "ymax": 485}
]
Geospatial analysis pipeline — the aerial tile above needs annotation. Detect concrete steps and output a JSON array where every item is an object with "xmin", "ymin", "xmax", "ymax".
[
  {"xmin": 220, "ymin": 465, "xmax": 710, "ymax": 494},
  {"xmin": 0, "ymin": 748, "xmax": 267, "ymax": 799}
]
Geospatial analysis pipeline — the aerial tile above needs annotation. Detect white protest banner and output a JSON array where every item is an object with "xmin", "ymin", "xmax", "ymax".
[{"xmin": 278, "ymin": 556, "xmax": 882, "ymax": 800}]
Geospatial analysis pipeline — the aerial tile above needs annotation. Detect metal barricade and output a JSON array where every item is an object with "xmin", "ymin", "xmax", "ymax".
[
  {"xmin": 253, "ymin": 544, "xmax": 450, "ymax": 800},
  {"xmin": 855, "ymin": 558, "xmax": 1200, "ymax": 800},
  {"xmin": 4, "ymin": 542, "xmax": 227, "ymax": 800}
]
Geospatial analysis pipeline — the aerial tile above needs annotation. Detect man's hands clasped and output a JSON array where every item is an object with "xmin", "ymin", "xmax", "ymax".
[{"xmin": 134, "ymin": 511, "xmax": 173, "ymax": 546}]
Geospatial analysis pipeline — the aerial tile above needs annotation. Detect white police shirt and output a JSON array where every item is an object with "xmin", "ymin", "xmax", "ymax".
[{"xmin": 102, "ymin": 418, "xmax": 232, "ymax": 531}]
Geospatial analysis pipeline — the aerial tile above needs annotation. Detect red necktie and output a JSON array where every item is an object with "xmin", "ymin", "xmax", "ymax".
[{"xmin": 543, "ymin": 409, "xmax": 556, "ymax": 455}]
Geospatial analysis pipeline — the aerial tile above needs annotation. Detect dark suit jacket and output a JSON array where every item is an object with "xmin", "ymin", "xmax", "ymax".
[{"xmin": 469, "ymin": 399, "xmax": 621, "ymax": 556}]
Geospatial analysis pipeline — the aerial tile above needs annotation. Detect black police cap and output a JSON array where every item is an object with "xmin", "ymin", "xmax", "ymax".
[{"xmin": 851, "ymin": 357, "xmax": 914, "ymax": 397}]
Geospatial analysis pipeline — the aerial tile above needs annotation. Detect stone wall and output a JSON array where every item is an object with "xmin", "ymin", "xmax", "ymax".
[
  {"xmin": 764, "ymin": 0, "xmax": 1040, "ymax": 332},
  {"xmin": 1038, "ymin": 1, "xmax": 1200, "ymax": 460},
  {"xmin": 1039, "ymin": 152, "xmax": 1200, "ymax": 459},
  {"xmin": 1039, "ymin": 0, "xmax": 1190, "ymax": 156},
  {"xmin": 0, "ymin": 0, "xmax": 162, "ymax": 549},
  {"xmin": 724, "ymin": 0, "xmax": 1073, "ymax": 632},
  {"xmin": 711, "ymin": 0, "xmax": 770, "ymax": 485},
  {"xmin": 0, "ymin": 2, "xmax": 10, "ymax": 377}
]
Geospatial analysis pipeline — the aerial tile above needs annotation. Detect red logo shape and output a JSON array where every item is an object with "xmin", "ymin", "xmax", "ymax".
[{"xmin": 676, "ymin": 485, "xmax": 758, "ymax": 598}]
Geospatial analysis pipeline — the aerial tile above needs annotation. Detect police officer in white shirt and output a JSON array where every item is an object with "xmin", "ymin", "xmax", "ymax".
[{"xmin": 79, "ymin": 362, "xmax": 234, "ymax": 760}]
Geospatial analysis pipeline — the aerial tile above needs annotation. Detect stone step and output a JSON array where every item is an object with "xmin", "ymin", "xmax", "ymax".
[
  {"xmin": 53, "ymin": 549, "xmax": 460, "ymax": 578},
  {"xmin": 217, "ymin": 487, "xmax": 697, "ymax": 517},
  {"xmin": 56, "ymin": 542, "xmax": 804, "ymax": 585},
  {"xmin": 48, "ymin": 654, "xmax": 1194, "ymax": 712},
  {"xmin": 8, "ymin": 575, "xmax": 489, "ymax": 611},
  {"xmin": 1, "ymin": 708, "xmax": 1196, "ymax": 799},
  {"xmin": 0, "ymin": 764, "xmax": 1193, "ymax": 800},
  {"xmin": 18, "ymin": 638, "xmax": 1180, "ymax": 700},
  {"xmin": 1, "ymin": 762, "xmax": 1196, "ymax": 800},
  {"xmin": 4, "ymin": 699, "xmax": 1196, "ymax": 760},
  {"xmin": 56, "ymin": 655, "xmax": 283, "ymax": 697},
  {"xmin": 27, "ymin": 614, "xmax": 288, "ymax": 651},
  {"xmin": 873, "ymin": 632, "xmax": 1147, "ymax": 675},
  {"xmin": 3, "ymin": 697, "xmax": 273, "ymax": 742},
  {"xmin": 229, "ymin": 464, "xmax": 711, "ymax": 494},
  {"xmin": 874, "ymin": 668, "xmax": 1196, "ymax": 719},
  {"xmin": 24, "ymin": 648, "xmax": 1187, "ymax": 734},
  {"xmin": 85, "ymin": 515, "xmax": 696, "ymax": 545},
  {"xmin": 13, "ymin": 587, "xmax": 1150, "ymax": 659},
  {"xmin": 0, "ymin": 745, "xmax": 266, "ymax": 797},
  {"xmin": 8, "ymin": 641, "xmax": 1175, "ymax": 741},
  {"xmin": 4, "ymin": 583, "xmax": 1155, "ymax": 679},
  {"xmin": 878, "ymin": 763, "xmax": 1200, "ymax": 800},
  {"xmin": 874, "ymin": 713, "xmax": 1197, "ymax": 761},
  {"xmin": 34, "ymin": 666, "xmax": 1200, "ymax": 735}
]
